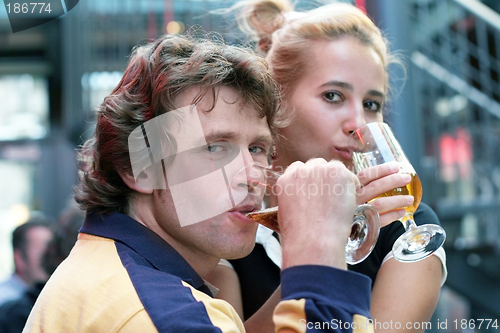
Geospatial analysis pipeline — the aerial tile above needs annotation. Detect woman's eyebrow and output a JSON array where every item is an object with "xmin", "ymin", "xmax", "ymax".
[
  {"xmin": 367, "ymin": 89, "xmax": 385, "ymax": 98},
  {"xmin": 321, "ymin": 80, "xmax": 354, "ymax": 91},
  {"xmin": 320, "ymin": 81, "xmax": 385, "ymax": 99}
]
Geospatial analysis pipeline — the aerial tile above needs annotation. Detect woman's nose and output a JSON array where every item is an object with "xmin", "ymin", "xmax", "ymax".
[{"xmin": 344, "ymin": 105, "xmax": 366, "ymax": 135}]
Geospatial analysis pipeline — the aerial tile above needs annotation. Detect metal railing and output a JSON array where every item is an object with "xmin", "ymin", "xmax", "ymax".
[{"xmin": 410, "ymin": 0, "xmax": 500, "ymax": 252}]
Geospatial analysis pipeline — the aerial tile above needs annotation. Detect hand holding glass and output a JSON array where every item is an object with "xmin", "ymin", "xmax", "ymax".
[
  {"xmin": 234, "ymin": 164, "xmax": 380, "ymax": 265},
  {"xmin": 347, "ymin": 122, "xmax": 446, "ymax": 262}
]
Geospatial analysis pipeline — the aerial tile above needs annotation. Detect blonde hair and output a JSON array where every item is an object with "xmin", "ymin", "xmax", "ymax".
[{"xmin": 234, "ymin": 0, "xmax": 398, "ymax": 100}]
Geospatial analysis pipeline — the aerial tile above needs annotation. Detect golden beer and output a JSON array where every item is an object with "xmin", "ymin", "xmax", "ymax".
[
  {"xmin": 353, "ymin": 149, "xmax": 423, "ymax": 222},
  {"xmin": 246, "ymin": 207, "xmax": 280, "ymax": 233},
  {"xmin": 246, "ymin": 206, "xmax": 366, "ymax": 240},
  {"xmin": 348, "ymin": 122, "xmax": 446, "ymax": 262},
  {"xmin": 376, "ymin": 172, "xmax": 422, "ymax": 220}
]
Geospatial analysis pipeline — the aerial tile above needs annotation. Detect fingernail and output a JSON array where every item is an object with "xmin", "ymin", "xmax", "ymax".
[
  {"xmin": 401, "ymin": 174, "xmax": 411, "ymax": 182},
  {"xmin": 388, "ymin": 162, "xmax": 400, "ymax": 172},
  {"xmin": 406, "ymin": 196, "xmax": 414, "ymax": 205}
]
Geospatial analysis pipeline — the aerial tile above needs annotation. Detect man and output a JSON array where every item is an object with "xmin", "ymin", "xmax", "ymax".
[
  {"xmin": 24, "ymin": 34, "xmax": 374, "ymax": 332},
  {"xmin": 0, "ymin": 218, "xmax": 52, "ymax": 307},
  {"xmin": 0, "ymin": 204, "xmax": 82, "ymax": 333}
]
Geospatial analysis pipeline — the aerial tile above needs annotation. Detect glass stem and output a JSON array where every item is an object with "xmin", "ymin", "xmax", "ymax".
[{"xmin": 401, "ymin": 213, "xmax": 417, "ymax": 231}]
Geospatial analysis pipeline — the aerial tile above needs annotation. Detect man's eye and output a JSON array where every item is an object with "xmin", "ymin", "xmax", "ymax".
[
  {"xmin": 249, "ymin": 146, "xmax": 265, "ymax": 154},
  {"xmin": 206, "ymin": 144, "xmax": 225, "ymax": 153}
]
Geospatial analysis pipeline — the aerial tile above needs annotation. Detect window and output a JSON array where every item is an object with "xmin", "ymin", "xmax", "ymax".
[{"xmin": 0, "ymin": 74, "xmax": 49, "ymax": 141}]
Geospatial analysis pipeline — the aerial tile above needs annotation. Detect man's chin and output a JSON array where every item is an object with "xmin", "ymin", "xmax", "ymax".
[{"xmin": 223, "ymin": 242, "xmax": 256, "ymax": 260}]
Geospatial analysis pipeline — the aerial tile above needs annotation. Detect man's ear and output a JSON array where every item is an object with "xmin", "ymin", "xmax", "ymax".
[
  {"xmin": 118, "ymin": 170, "xmax": 154, "ymax": 194},
  {"xmin": 13, "ymin": 248, "xmax": 27, "ymax": 273}
]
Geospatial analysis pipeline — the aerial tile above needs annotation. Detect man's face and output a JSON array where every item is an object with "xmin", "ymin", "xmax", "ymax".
[
  {"xmin": 21, "ymin": 226, "xmax": 53, "ymax": 285},
  {"xmin": 151, "ymin": 86, "xmax": 272, "ymax": 261}
]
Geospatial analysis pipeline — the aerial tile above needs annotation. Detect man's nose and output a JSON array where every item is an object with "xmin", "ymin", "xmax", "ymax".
[{"xmin": 233, "ymin": 164, "xmax": 264, "ymax": 192}]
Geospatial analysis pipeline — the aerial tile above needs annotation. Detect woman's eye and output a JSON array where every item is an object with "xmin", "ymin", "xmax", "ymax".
[
  {"xmin": 364, "ymin": 100, "xmax": 382, "ymax": 113},
  {"xmin": 324, "ymin": 91, "xmax": 343, "ymax": 103}
]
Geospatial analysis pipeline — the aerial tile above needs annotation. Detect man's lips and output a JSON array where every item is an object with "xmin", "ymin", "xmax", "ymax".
[
  {"xmin": 334, "ymin": 146, "xmax": 352, "ymax": 160},
  {"xmin": 229, "ymin": 204, "xmax": 260, "ymax": 215},
  {"xmin": 227, "ymin": 204, "xmax": 260, "ymax": 225}
]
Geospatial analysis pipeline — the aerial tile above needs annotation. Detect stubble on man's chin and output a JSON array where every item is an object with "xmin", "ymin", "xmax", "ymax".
[
  {"xmin": 216, "ymin": 232, "xmax": 257, "ymax": 261},
  {"xmin": 229, "ymin": 243, "xmax": 257, "ymax": 260}
]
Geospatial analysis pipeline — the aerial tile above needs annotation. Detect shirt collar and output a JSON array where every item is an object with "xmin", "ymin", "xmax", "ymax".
[{"xmin": 80, "ymin": 211, "xmax": 212, "ymax": 296}]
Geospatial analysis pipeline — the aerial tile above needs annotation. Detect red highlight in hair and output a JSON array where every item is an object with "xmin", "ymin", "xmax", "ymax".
[{"xmin": 355, "ymin": 0, "xmax": 366, "ymax": 14}]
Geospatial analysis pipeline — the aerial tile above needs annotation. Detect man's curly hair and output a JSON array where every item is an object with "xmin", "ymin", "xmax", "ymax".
[{"xmin": 74, "ymin": 33, "xmax": 281, "ymax": 214}]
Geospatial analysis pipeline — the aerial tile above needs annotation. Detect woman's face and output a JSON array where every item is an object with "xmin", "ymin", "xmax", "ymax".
[{"xmin": 277, "ymin": 37, "xmax": 386, "ymax": 171}]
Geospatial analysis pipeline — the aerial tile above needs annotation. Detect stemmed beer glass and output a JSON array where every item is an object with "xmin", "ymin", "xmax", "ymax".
[
  {"xmin": 235, "ymin": 164, "xmax": 380, "ymax": 265},
  {"xmin": 347, "ymin": 122, "xmax": 446, "ymax": 262}
]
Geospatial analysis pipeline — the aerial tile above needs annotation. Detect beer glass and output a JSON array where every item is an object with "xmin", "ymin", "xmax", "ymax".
[
  {"xmin": 235, "ymin": 165, "xmax": 380, "ymax": 265},
  {"xmin": 347, "ymin": 122, "xmax": 446, "ymax": 262}
]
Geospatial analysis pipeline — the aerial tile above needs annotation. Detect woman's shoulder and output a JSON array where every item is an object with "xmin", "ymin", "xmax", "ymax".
[
  {"xmin": 376, "ymin": 201, "xmax": 441, "ymax": 249},
  {"xmin": 349, "ymin": 201, "xmax": 442, "ymax": 282},
  {"xmin": 414, "ymin": 201, "xmax": 441, "ymax": 226}
]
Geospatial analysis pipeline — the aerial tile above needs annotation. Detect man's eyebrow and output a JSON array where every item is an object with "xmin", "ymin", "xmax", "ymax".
[
  {"xmin": 203, "ymin": 132, "xmax": 273, "ymax": 145},
  {"xmin": 203, "ymin": 131, "xmax": 238, "ymax": 143},
  {"xmin": 253, "ymin": 135, "xmax": 273, "ymax": 145}
]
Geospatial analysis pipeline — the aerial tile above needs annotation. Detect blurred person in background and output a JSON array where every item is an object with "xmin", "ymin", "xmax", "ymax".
[
  {"xmin": 0, "ymin": 218, "xmax": 53, "ymax": 307},
  {"xmin": 0, "ymin": 202, "xmax": 83, "ymax": 333}
]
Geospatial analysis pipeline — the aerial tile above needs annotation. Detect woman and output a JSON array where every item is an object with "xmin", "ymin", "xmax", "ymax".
[{"xmin": 208, "ymin": 1, "xmax": 447, "ymax": 332}]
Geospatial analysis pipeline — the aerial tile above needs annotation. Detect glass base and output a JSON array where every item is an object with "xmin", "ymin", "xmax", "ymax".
[
  {"xmin": 346, "ymin": 204, "xmax": 380, "ymax": 265},
  {"xmin": 393, "ymin": 224, "xmax": 446, "ymax": 262}
]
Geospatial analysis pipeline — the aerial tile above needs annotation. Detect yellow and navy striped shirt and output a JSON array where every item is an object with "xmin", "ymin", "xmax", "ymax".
[{"xmin": 23, "ymin": 212, "xmax": 373, "ymax": 332}]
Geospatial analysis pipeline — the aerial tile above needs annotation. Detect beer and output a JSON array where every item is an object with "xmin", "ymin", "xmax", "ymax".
[
  {"xmin": 247, "ymin": 206, "xmax": 370, "ymax": 241},
  {"xmin": 353, "ymin": 152, "xmax": 423, "ymax": 220},
  {"xmin": 377, "ymin": 172, "xmax": 422, "ymax": 216},
  {"xmin": 246, "ymin": 206, "xmax": 279, "ymax": 233},
  {"xmin": 348, "ymin": 122, "xmax": 446, "ymax": 262},
  {"xmin": 246, "ymin": 201, "xmax": 380, "ymax": 264}
]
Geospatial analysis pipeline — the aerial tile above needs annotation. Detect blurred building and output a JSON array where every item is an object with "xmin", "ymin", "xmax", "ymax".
[
  {"xmin": 0, "ymin": 0, "xmax": 498, "ymax": 331},
  {"xmin": 366, "ymin": 1, "xmax": 500, "ymax": 331}
]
